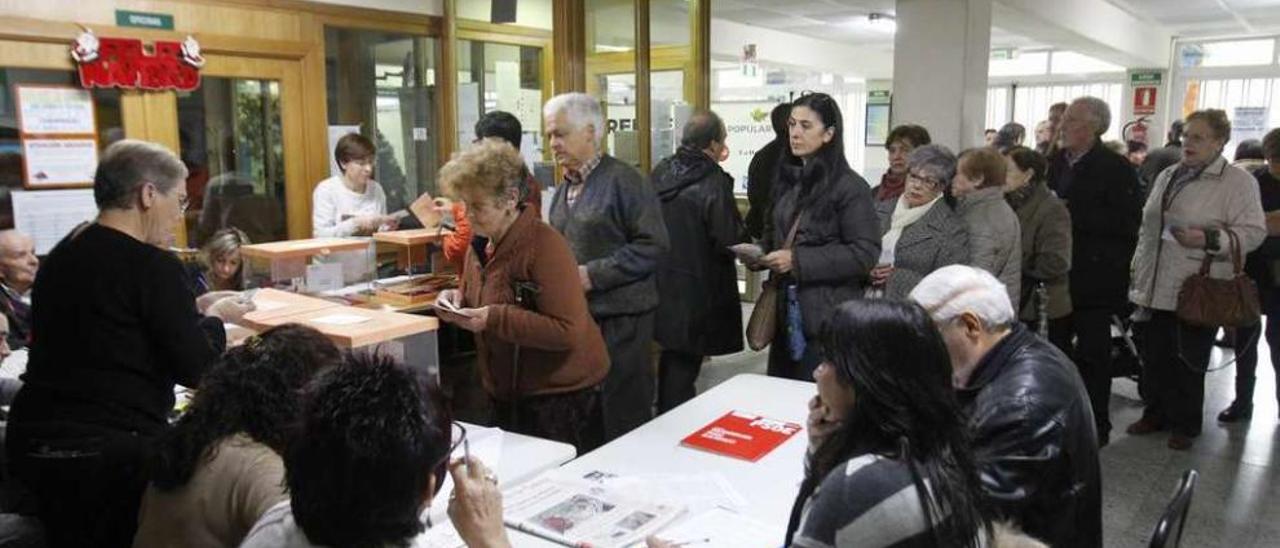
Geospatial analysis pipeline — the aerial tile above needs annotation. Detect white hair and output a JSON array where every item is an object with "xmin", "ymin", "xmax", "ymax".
[
  {"xmin": 1071, "ymin": 96, "xmax": 1111, "ymax": 137},
  {"xmin": 543, "ymin": 92, "xmax": 605, "ymax": 144},
  {"xmin": 908, "ymin": 265, "xmax": 1015, "ymax": 330}
]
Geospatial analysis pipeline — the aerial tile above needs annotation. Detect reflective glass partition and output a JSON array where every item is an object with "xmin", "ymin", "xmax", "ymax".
[
  {"xmin": 650, "ymin": 0, "xmax": 695, "ymax": 168},
  {"xmin": 586, "ymin": 0, "xmax": 639, "ymax": 168},
  {"xmin": 325, "ymin": 27, "xmax": 441, "ymax": 209},
  {"xmin": 456, "ymin": 39, "xmax": 545, "ymax": 165},
  {"xmin": 180, "ymin": 77, "xmax": 287, "ymax": 247}
]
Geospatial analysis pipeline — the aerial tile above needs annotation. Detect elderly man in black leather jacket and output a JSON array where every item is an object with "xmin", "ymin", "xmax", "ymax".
[{"xmin": 911, "ymin": 264, "xmax": 1101, "ymax": 547}]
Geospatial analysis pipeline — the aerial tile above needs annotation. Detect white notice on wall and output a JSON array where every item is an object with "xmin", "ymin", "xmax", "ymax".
[
  {"xmin": 23, "ymin": 139, "xmax": 98, "ymax": 186},
  {"xmin": 17, "ymin": 86, "xmax": 96, "ymax": 135},
  {"xmin": 1232, "ymin": 106, "xmax": 1269, "ymax": 144},
  {"xmin": 11, "ymin": 189, "xmax": 98, "ymax": 254}
]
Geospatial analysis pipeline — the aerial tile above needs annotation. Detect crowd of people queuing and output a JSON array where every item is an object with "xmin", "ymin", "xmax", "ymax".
[{"xmin": 0, "ymin": 85, "xmax": 1273, "ymax": 548}]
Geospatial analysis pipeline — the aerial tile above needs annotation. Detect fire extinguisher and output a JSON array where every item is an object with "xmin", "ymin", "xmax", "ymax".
[{"xmin": 1124, "ymin": 117, "xmax": 1149, "ymax": 145}]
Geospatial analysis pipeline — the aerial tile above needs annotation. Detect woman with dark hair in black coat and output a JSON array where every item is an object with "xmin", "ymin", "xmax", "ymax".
[{"xmin": 758, "ymin": 92, "xmax": 881, "ymax": 380}]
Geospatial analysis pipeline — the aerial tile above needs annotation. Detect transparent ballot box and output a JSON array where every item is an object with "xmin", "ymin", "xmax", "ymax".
[
  {"xmin": 240, "ymin": 238, "xmax": 376, "ymax": 293},
  {"xmin": 372, "ymin": 228, "xmax": 452, "ymax": 275},
  {"xmin": 252, "ymin": 304, "xmax": 441, "ymax": 376}
]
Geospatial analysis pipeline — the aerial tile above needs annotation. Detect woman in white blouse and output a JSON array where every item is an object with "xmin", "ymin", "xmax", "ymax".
[{"xmin": 311, "ymin": 133, "xmax": 397, "ymax": 237}]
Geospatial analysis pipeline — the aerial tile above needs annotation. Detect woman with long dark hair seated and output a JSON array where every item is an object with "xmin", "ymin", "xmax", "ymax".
[
  {"xmin": 133, "ymin": 324, "xmax": 341, "ymax": 548},
  {"xmin": 787, "ymin": 299, "xmax": 992, "ymax": 547},
  {"xmin": 759, "ymin": 92, "xmax": 881, "ymax": 380}
]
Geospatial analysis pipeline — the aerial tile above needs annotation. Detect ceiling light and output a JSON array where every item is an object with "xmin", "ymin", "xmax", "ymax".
[{"xmin": 866, "ymin": 13, "xmax": 896, "ymax": 34}]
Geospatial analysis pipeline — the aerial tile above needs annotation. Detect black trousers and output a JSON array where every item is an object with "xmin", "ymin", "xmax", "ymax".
[
  {"xmin": 1232, "ymin": 316, "xmax": 1280, "ymax": 408},
  {"xmin": 657, "ymin": 349, "xmax": 703, "ymax": 414},
  {"xmin": 598, "ymin": 312, "xmax": 655, "ymax": 442},
  {"xmin": 1137, "ymin": 310, "xmax": 1216, "ymax": 437},
  {"xmin": 1067, "ymin": 308, "xmax": 1116, "ymax": 440},
  {"xmin": 1022, "ymin": 316, "xmax": 1073, "ymax": 357},
  {"xmin": 5, "ymin": 421, "xmax": 151, "ymax": 548}
]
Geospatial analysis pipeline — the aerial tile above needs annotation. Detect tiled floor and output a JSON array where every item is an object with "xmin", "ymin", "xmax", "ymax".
[{"xmin": 694, "ymin": 305, "xmax": 1280, "ymax": 548}]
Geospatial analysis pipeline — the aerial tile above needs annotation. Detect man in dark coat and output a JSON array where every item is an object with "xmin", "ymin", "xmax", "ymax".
[
  {"xmin": 1048, "ymin": 97, "xmax": 1142, "ymax": 446},
  {"xmin": 1138, "ymin": 119, "xmax": 1184, "ymax": 198},
  {"xmin": 744, "ymin": 103, "xmax": 790, "ymax": 241},
  {"xmin": 652, "ymin": 110, "xmax": 745, "ymax": 413},
  {"xmin": 911, "ymin": 265, "xmax": 1102, "ymax": 548},
  {"xmin": 545, "ymin": 93, "xmax": 670, "ymax": 441}
]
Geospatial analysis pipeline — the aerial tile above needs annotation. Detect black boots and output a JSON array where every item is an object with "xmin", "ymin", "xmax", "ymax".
[{"xmin": 1217, "ymin": 401, "xmax": 1253, "ymax": 423}]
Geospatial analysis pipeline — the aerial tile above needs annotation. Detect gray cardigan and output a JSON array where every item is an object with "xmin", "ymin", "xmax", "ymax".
[
  {"xmin": 958, "ymin": 187, "xmax": 1022, "ymax": 309},
  {"xmin": 880, "ymin": 200, "xmax": 970, "ymax": 299},
  {"xmin": 549, "ymin": 155, "xmax": 670, "ymax": 318}
]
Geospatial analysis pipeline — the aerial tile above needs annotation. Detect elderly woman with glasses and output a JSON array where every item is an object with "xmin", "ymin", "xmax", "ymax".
[
  {"xmin": 434, "ymin": 139, "xmax": 609, "ymax": 453},
  {"xmin": 6, "ymin": 140, "xmax": 255, "ymax": 546},
  {"xmin": 869, "ymin": 145, "xmax": 969, "ymax": 300}
]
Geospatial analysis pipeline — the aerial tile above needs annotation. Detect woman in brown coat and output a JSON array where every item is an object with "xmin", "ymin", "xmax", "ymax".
[{"xmin": 435, "ymin": 140, "xmax": 608, "ymax": 452}]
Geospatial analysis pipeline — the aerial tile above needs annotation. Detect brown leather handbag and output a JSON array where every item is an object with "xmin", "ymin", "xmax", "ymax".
[
  {"xmin": 1176, "ymin": 229, "xmax": 1261, "ymax": 328},
  {"xmin": 746, "ymin": 216, "xmax": 802, "ymax": 351}
]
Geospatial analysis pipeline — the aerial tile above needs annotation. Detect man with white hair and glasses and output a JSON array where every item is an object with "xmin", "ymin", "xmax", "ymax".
[
  {"xmin": 910, "ymin": 265, "xmax": 1101, "ymax": 548},
  {"xmin": 543, "ymin": 92, "xmax": 670, "ymax": 441},
  {"xmin": 1046, "ymin": 96, "xmax": 1143, "ymax": 446}
]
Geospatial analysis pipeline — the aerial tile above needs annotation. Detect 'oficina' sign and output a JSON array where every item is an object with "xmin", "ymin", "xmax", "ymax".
[{"xmin": 70, "ymin": 29, "xmax": 205, "ymax": 91}]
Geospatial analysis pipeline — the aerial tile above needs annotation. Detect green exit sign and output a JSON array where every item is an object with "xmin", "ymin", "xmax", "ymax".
[
  {"xmin": 116, "ymin": 10, "xmax": 174, "ymax": 30},
  {"xmin": 1130, "ymin": 71, "xmax": 1162, "ymax": 85}
]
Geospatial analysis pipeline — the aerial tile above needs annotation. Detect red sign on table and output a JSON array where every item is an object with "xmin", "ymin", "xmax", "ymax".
[
  {"xmin": 1134, "ymin": 86, "xmax": 1158, "ymax": 116},
  {"xmin": 680, "ymin": 411, "xmax": 802, "ymax": 462}
]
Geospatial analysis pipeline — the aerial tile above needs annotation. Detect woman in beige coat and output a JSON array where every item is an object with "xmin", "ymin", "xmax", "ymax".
[{"xmin": 1126, "ymin": 109, "xmax": 1266, "ymax": 450}]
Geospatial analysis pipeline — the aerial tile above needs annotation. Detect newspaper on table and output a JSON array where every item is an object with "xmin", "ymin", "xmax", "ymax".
[{"xmin": 502, "ymin": 473, "xmax": 685, "ymax": 548}]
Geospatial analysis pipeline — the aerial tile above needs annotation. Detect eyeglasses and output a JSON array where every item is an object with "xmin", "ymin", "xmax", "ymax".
[
  {"xmin": 906, "ymin": 171, "xmax": 944, "ymax": 189},
  {"xmin": 431, "ymin": 421, "xmax": 469, "ymax": 497},
  {"xmin": 178, "ymin": 194, "xmax": 190, "ymax": 213}
]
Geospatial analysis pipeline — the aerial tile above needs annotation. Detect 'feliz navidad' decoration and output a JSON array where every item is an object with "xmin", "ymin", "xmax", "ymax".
[{"xmin": 70, "ymin": 28, "xmax": 205, "ymax": 91}]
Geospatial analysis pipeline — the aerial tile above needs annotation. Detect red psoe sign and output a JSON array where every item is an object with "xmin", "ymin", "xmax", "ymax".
[{"xmin": 71, "ymin": 30, "xmax": 204, "ymax": 92}]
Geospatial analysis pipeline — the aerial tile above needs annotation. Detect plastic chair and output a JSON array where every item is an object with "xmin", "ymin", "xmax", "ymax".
[{"xmin": 1148, "ymin": 469, "xmax": 1198, "ymax": 548}]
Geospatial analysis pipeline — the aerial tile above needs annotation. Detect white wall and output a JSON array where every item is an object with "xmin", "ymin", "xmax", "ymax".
[
  {"xmin": 307, "ymin": 0, "xmax": 442, "ymax": 16},
  {"xmin": 710, "ymin": 18, "xmax": 893, "ymax": 80}
]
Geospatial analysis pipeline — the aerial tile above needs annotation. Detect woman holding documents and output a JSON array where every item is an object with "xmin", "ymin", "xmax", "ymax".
[
  {"xmin": 867, "ymin": 144, "xmax": 969, "ymax": 299},
  {"xmin": 757, "ymin": 93, "xmax": 880, "ymax": 381},
  {"xmin": 7, "ymin": 140, "xmax": 254, "ymax": 547},
  {"xmin": 434, "ymin": 139, "xmax": 609, "ymax": 453},
  {"xmin": 311, "ymin": 132, "xmax": 398, "ymax": 237}
]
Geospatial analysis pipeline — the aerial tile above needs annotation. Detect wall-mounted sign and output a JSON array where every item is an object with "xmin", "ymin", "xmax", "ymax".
[
  {"xmin": 16, "ymin": 86, "xmax": 96, "ymax": 134},
  {"xmin": 867, "ymin": 89, "xmax": 892, "ymax": 105},
  {"xmin": 71, "ymin": 29, "xmax": 204, "ymax": 91},
  {"xmin": 1130, "ymin": 71, "xmax": 1162, "ymax": 86},
  {"xmin": 1133, "ymin": 87, "xmax": 1158, "ymax": 116},
  {"xmin": 115, "ymin": 9, "xmax": 174, "ymax": 30}
]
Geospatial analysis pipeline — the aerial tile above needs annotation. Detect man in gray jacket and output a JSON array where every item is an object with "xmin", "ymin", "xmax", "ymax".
[{"xmin": 544, "ymin": 93, "xmax": 670, "ymax": 441}]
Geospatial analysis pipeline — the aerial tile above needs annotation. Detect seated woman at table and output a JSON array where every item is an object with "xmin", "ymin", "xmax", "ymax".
[
  {"xmin": 312, "ymin": 133, "xmax": 398, "ymax": 237},
  {"xmin": 434, "ymin": 139, "xmax": 609, "ymax": 453},
  {"xmin": 134, "ymin": 324, "xmax": 341, "ymax": 548},
  {"xmin": 241, "ymin": 353, "xmax": 514, "ymax": 548},
  {"xmin": 188, "ymin": 227, "xmax": 249, "ymax": 296},
  {"xmin": 790, "ymin": 299, "xmax": 993, "ymax": 547},
  {"xmin": 5, "ymin": 139, "xmax": 255, "ymax": 547}
]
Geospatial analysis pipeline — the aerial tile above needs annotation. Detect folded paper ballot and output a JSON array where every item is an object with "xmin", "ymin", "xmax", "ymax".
[{"xmin": 729, "ymin": 243, "xmax": 765, "ymax": 265}]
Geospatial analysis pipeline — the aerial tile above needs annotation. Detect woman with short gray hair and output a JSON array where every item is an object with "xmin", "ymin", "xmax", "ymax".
[
  {"xmin": 7, "ymin": 139, "xmax": 255, "ymax": 545},
  {"xmin": 869, "ymin": 144, "xmax": 969, "ymax": 299}
]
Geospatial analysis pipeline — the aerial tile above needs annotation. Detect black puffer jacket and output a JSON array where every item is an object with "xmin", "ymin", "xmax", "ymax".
[
  {"xmin": 652, "ymin": 147, "xmax": 745, "ymax": 356},
  {"xmin": 956, "ymin": 324, "xmax": 1102, "ymax": 548}
]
